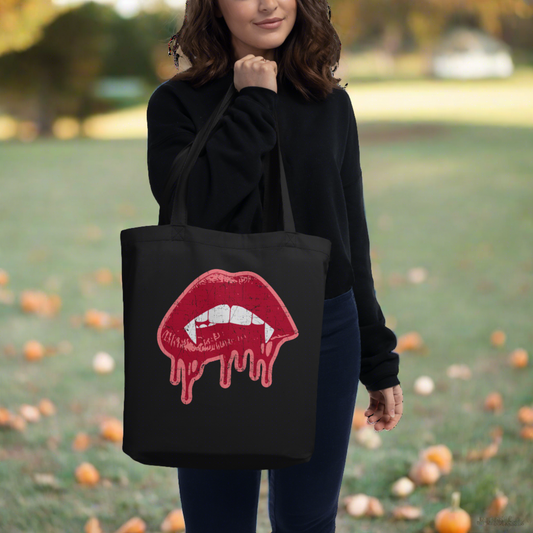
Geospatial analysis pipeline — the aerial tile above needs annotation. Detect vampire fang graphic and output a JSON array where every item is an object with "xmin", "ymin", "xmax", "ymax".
[{"xmin": 156, "ymin": 270, "xmax": 299, "ymax": 404}]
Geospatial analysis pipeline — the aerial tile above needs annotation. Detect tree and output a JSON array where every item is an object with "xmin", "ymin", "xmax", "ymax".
[
  {"xmin": 0, "ymin": 2, "xmax": 121, "ymax": 136},
  {"xmin": 0, "ymin": 0, "xmax": 61, "ymax": 56}
]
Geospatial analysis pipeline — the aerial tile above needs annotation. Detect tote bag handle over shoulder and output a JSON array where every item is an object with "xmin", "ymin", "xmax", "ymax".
[{"xmin": 159, "ymin": 80, "xmax": 295, "ymax": 234}]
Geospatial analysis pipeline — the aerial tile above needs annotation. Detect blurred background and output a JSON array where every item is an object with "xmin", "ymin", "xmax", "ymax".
[{"xmin": 0, "ymin": 0, "xmax": 532, "ymax": 532}]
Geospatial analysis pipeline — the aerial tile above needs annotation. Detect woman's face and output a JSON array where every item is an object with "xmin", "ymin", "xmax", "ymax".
[{"xmin": 215, "ymin": 0, "xmax": 297, "ymax": 61}]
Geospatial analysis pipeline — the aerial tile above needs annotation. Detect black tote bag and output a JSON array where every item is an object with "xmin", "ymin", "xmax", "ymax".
[{"xmin": 120, "ymin": 79, "xmax": 332, "ymax": 470}]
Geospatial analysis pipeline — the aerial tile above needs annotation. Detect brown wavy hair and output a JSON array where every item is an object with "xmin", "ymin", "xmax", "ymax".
[{"xmin": 167, "ymin": 0, "xmax": 347, "ymax": 102}]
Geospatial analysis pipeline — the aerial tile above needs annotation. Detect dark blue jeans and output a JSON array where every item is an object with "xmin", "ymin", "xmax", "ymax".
[{"xmin": 177, "ymin": 287, "xmax": 361, "ymax": 533}]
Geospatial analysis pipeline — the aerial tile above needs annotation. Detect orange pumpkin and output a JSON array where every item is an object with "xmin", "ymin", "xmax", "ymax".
[
  {"xmin": 84, "ymin": 309, "xmax": 106, "ymax": 328},
  {"xmin": 38, "ymin": 398, "xmax": 56, "ymax": 416},
  {"xmin": 487, "ymin": 489, "xmax": 508, "ymax": 517},
  {"xmin": 366, "ymin": 496, "xmax": 384, "ymax": 517},
  {"xmin": 23, "ymin": 340, "xmax": 45, "ymax": 361},
  {"xmin": 100, "ymin": 418, "xmax": 123, "ymax": 442},
  {"xmin": 161, "ymin": 509, "xmax": 186, "ymax": 532},
  {"xmin": 73, "ymin": 432, "xmax": 91, "ymax": 451},
  {"xmin": 517, "ymin": 406, "xmax": 533, "ymax": 425},
  {"xmin": 75, "ymin": 462, "xmax": 100, "ymax": 486},
  {"xmin": 115, "ymin": 517, "xmax": 146, "ymax": 533},
  {"xmin": 409, "ymin": 459, "xmax": 441, "ymax": 485},
  {"xmin": 509, "ymin": 348, "xmax": 528, "ymax": 368},
  {"xmin": 484, "ymin": 392, "xmax": 503, "ymax": 412},
  {"xmin": 84, "ymin": 516, "xmax": 103, "ymax": 533},
  {"xmin": 19, "ymin": 289, "xmax": 58, "ymax": 316},
  {"xmin": 351, "ymin": 408, "xmax": 367, "ymax": 430},
  {"xmin": 421, "ymin": 444, "xmax": 453, "ymax": 474},
  {"xmin": 397, "ymin": 331, "xmax": 423, "ymax": 352},
  {"xmin": 393, "ymin": 505, "xmax": 423, "ymax": 520},
  {"xmin": 9, "ymin": 414, "xmax": 26, "ymax": 431},
  {"xmin": 20, "ymin": 290, "xmax": 44, "ymax": 313},
  {"xmin": 520, "ymin": 426, "xmax": 533, "ymax": 440},
  {"xmin": 0, "ymin": 268, "xmax": 9, "ymax": 285},
  {"xmin": 0, "ymin": 407, "xmax": 12, "ymax": 425},
  {"xmin": 490, "ymin": 330, "xmax": 506, "ymax": 347},
  {"xmin": 435, "ymin": 492, "xmax": 471, "ymax": 533},
  {"xmin": 95, "ymin": 268, "xmax": 114, "ymax": 285}
]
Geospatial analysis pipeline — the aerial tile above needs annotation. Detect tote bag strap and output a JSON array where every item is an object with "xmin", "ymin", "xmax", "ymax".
[
  {"xmin": 159, "ymin": 81, "xmax": 238, "ymax": 225},
  {"xmin": 260, "ymin": 117, "xmax": 289, "ymax": 233},
  {"xmin": 165, "ymin": 79, "xmax": 296, "ymax": 233}
]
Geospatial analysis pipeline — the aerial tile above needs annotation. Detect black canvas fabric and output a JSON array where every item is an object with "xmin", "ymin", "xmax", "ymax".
[{"xmin": 120, "ymin": 80, "xmax": 332, "ymax": 470}]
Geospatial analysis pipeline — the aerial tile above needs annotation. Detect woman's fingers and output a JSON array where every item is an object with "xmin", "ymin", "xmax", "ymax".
[
  {"xmin": 364, "ymin": 385, "xmax": 404, "ymax": 431},
  {"xmin": 374, "ymin": 412, "xmax": 401, "ymax": 431},
  {"xmin": 364, "ymin": 396, "xmax": 380, "ymax": 417},
  {"xmin": 374, "ymin": 394, "xmax": 404, "ymax": 431},
  {"xmin": 365, "ymin": 385, "xmax": 404, "ymax": 431},
  {"xmin": 366, "ymin": 404, "xmax": 383, "ymax": 425}
]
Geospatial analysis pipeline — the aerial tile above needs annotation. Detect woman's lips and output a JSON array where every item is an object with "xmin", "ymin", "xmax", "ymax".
[{"xmin": 254, "ymin": 19, "xmax": 283, "ymax": 29}]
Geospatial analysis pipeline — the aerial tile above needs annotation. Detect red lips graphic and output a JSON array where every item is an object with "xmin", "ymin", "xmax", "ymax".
[{"xmin": 157, "ymin": 269, "xmax": 299, "ymax": 404}]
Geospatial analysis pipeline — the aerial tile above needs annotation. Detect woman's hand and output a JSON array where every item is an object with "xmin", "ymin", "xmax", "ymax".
[
  {"xmin": 234, "ymin": 54, "xmax": 278, "ymax": 93},
  {"xmin": 364, "ymin": 383, "xmax": 403, "ymax": 431}
]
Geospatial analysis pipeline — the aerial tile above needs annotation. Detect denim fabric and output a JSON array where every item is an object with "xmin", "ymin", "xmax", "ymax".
[{"xmin": 177, "ymin": 287, "xmax": 361, "ymax": 533}]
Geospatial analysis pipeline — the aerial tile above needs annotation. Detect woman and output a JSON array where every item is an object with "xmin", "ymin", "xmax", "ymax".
[{"xmin": 147, "ymin": 0, "xmax": 403, "ymax": 529}]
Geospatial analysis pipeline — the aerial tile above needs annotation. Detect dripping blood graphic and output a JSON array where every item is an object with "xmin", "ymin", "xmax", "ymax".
[{"xmin": 157, "ymin": 270, "xmax": 299, "ymax": 404}]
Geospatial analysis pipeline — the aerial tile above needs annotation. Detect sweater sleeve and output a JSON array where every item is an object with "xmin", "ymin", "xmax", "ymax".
[
  {"xmin": 146, "ymin": 82, "xmax": 278, "ymax": 231},
  {"xmin": 340, "ymin": 94, "xmax": 401, "ymax": 392}
]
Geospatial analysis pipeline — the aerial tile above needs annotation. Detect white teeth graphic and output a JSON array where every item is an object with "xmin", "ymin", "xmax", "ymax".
[
  {"xmin": 230, "ymin": 305, "xmax": 252, "ymax": 325},
  {"xmin": 264, "ymin": 323, "xmax": 274, "ymax": 343},
  {"xmin": 184, "ymin": 305, "xmax": 274, "ymax": 345},
  {"xmin": 209, "ymin": 304, "xmax": 230, "ymax": 324}
]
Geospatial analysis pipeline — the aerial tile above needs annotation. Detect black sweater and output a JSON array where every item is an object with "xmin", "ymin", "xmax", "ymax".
[{"xmin": 146, "ymin": 68, "xmax": 400, "ymax": 391}]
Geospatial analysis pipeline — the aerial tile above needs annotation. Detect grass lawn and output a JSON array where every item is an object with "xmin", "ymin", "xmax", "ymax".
[{"xmin": 0, "ymin": 73, "xmax": 532, "ymax": 532}]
